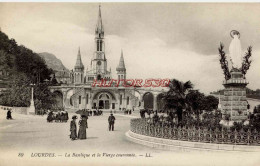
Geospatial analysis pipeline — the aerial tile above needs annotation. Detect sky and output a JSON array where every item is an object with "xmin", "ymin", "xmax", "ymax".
[{"xmin": 0, "ymin": 3, "xmax": 259, "ymax": 94}]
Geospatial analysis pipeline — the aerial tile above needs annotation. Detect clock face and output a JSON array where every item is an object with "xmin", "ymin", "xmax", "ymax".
[{"xmin": 97, "ymin": 61, "xmax": 101, "ymax": 66}]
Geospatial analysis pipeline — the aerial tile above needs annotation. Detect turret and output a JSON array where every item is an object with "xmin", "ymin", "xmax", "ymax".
[
  {"xmin": 116, "ymin": 50, "xmax": 126, "ymax": 80},
  {"xmin": 74, "ymin": 47, "xmax": 84, "ymax": 84}
]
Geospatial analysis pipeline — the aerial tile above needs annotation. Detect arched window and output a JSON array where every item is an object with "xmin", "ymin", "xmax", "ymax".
[
  {"xmin": 86, "ymin": 94, "xmax": 89, "ymax": 104},
  {"xmin": 100, "ymin": 41, "xmax": 102, "ymax": 51},
  {"xmin": 97, "ymin": 74, "xmax": 102, "ymax": 81},
  {"xmin": 97, "ymin": 40, "xmax": 99, "ymax": 51},
  {"xmin": 79, "ymin": 96, "xmax": 81, "ymax": 105},
  {"xmin": 70, "ymin": 97, "xmax": 73, "ymax": 106},
  {"xmin": 127, "ymin": 96, "xmax": 130, "ymax": 105},
  {"xmin": 120, "ymin": 95, "xmax": 122, "ymax": 105}
]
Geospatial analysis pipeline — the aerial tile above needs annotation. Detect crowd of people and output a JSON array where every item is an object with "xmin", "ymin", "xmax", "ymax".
[
  {"xmin": 78, "ymin": 109, "xmax": 103, "ymax": 116},
  {"xmin": 75, "ymin": 109, "xmax": 104, "ymax": 116},
  {"xmin": 140, "ymin": 109, "xmax": 177, "ymax": 126},
  {"xmin": 123, "ymin": 109, "xmax": 132, "ymax": 115},
  {"xmin": 47, "ymin": 111, "xmax": 69, "ymax": 123}
]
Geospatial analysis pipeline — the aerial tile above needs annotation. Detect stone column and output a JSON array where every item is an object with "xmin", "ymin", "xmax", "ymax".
[
  {"xmin": 88, "ymin": 94, "xmax": 92, "ymax": 109},
  {"xmin": 82, "ymin": 96, "xmax": 86, "ymax": 109},
  {"xmin": 62, "ymin": 90, "xmax": 67, "ymax": 109},
  {"xmin": 123, "ymin": 96, "xmax": 126, "ymax": 110},
  {"xmin": 140, "ymin": 101, "xmax": 144, "ymax": 109},
  {"xmin": 109, "ymin": 102, "xmax": 112, "ymax": 110},
  {"xmin": 153, "ymin": 94, "xmax": 158, "ymax": 111},
  {"xmin": 116, "ymin": 102, "xmax": 120, "ymax": 111},
  {"xmin": 28, "ymin": 86, "xmax": 35, "ymax": 115},
  {"xmin": 117, "ymin": 93, "xmax": 121, "ymax": 111}
]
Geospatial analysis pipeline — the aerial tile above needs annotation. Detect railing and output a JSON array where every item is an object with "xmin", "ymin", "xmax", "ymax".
[
  {"xmin": 130, "ymin": 118, "xmax": 260, "ymax": 146},
  {"xmin": 223, "ymin": 79, "xmax": 248, "ymax": 84}
]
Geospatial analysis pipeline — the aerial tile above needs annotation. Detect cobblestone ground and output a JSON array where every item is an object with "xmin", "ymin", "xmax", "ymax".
[{"xmin": 0, "ymin": 110, "xmax": 259, "ymax": 166}]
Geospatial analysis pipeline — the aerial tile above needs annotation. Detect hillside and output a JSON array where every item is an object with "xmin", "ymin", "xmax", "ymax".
[{"xmin": 39, "ymin": 52, "xmax": 69, "ymax": 72}]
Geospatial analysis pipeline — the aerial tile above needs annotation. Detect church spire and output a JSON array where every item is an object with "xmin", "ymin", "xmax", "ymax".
[
  {"xmin": 116, "ymin": 50, "xmax": 126, "ymax": 71},
  {"xmin": 95, "ymin": 5, "xmax": 104, "ymax": 38},
  {"xmin": 74, "ymin": 47, "xmax": 84, "ymax": 70}
]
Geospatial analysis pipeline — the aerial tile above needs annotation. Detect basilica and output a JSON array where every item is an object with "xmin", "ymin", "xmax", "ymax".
[{"xmin": 51, "ymin": 6, "xmax": 164, "ymax": 112}]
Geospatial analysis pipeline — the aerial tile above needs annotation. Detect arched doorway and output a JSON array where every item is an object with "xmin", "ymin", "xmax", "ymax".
[
  {"xmin": 157, "ymin": 93, "xmax": 164, "ymax": 111},
  {"xmin": 97, "ymin": 74, "xmax": 102, "ymax": 81},
  {"xmin": 53, "ymin": 91, "xmax": 63, "ymax": 108},
  {"xmin": 143, "ymin": 92, "xmax": 154, "ymax": 110},
  {"xmin": 98, "ymin": 93, "xmax": 110, "ymax": 109},
  {"xmin": 65, "ymin": 89, "xmax": 74, "ymax": 107},
  {"xmin": 92, "ymin": 91, "xmax": 116, "ymax": 110}
]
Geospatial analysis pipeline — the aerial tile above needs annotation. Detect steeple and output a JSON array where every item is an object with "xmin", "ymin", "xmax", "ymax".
[
  {"xmin": 116, "ymin": 50, "xmax": 126, "ymax": 71},
  {"xmin": 116, "ymin": 50, "xmax": 126, "ymax": 81},
  {"xmin": 86, "ymin": 6, "xmax": 111, "ymax": 82},
  {"xmin": 95, "ymin": 5, "xmax": 104, "ymax": 38},
  {"xmin": 74, "ymin": 47, "xmax": 84, "ymax": 70}
]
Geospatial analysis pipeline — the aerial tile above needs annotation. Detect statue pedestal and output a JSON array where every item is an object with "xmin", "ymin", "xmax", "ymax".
[
  {"xmin": 28, "ymin": 99, "xmax": 35, "ymax": 115},
  {"xmin": 220, "ymin": 69, "xmax": 248, "ymax": 121}
]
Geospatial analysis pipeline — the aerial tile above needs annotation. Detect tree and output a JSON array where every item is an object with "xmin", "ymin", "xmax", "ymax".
[
  {"xmin": 201, "ymin": 95, "xmax": 219, "ymax": 112},
  {"xmin": 218, "ymin": 43, "xmax": 231, "ymax": 80},
  {"xmin": 163, "ymin": 79, "xmax": 193, "ymax": 123},
  {"xmin": 0, "ymin": 73, "xmax": 31, "ymax": 107},
  {"xmin": 186, "ymin": 90, "xmax": 205, "ymax": 120},
  {"xmin": 34, "ymin": 83, "xmax": 57, "ymax": 110},
  {"xmin": 0, "ymin": 49, "xmax": 15, "ymax": 76},
  {"xmin": 241, "ymin": 46, "xmax": 252, "ymax": 78}
]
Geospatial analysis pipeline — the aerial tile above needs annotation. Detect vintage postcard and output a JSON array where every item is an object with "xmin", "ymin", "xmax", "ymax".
[{"xmin": 0, "ymin": 2, "xmax": 260, "ymax": 166}]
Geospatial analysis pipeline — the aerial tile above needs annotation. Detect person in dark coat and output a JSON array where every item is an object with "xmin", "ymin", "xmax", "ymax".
[
  {"xmin": 70, "ymin": 115, "xmax": 77, "ymax": 140},
  {"xmin": 78, "ymin": 115, "xmax": 88, "ymax": 139},
  {"xmin": 47, "ymin": 111, "xmax": 53, "ymax": 122},
  {"xmin": 108, "ymin": 113, "xmax": 116, "ymax": 131},
  {"xmin": 57, "ymin": 111, "xmax": 62, "ymax": 122},
  {"xmin": 6, "ymin": 109, "xmax": 12, "ymax": 120},
  {"xmin": 60, "ymin": 112, "xmax": 65, "ymax": 122},
  {"xmin": 65, "ymin": 112, "xmax": 69, "ymax": 122},
  {"xmin": 153, "ymin": 112, "xmax": 159, "ymax": 124}
]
